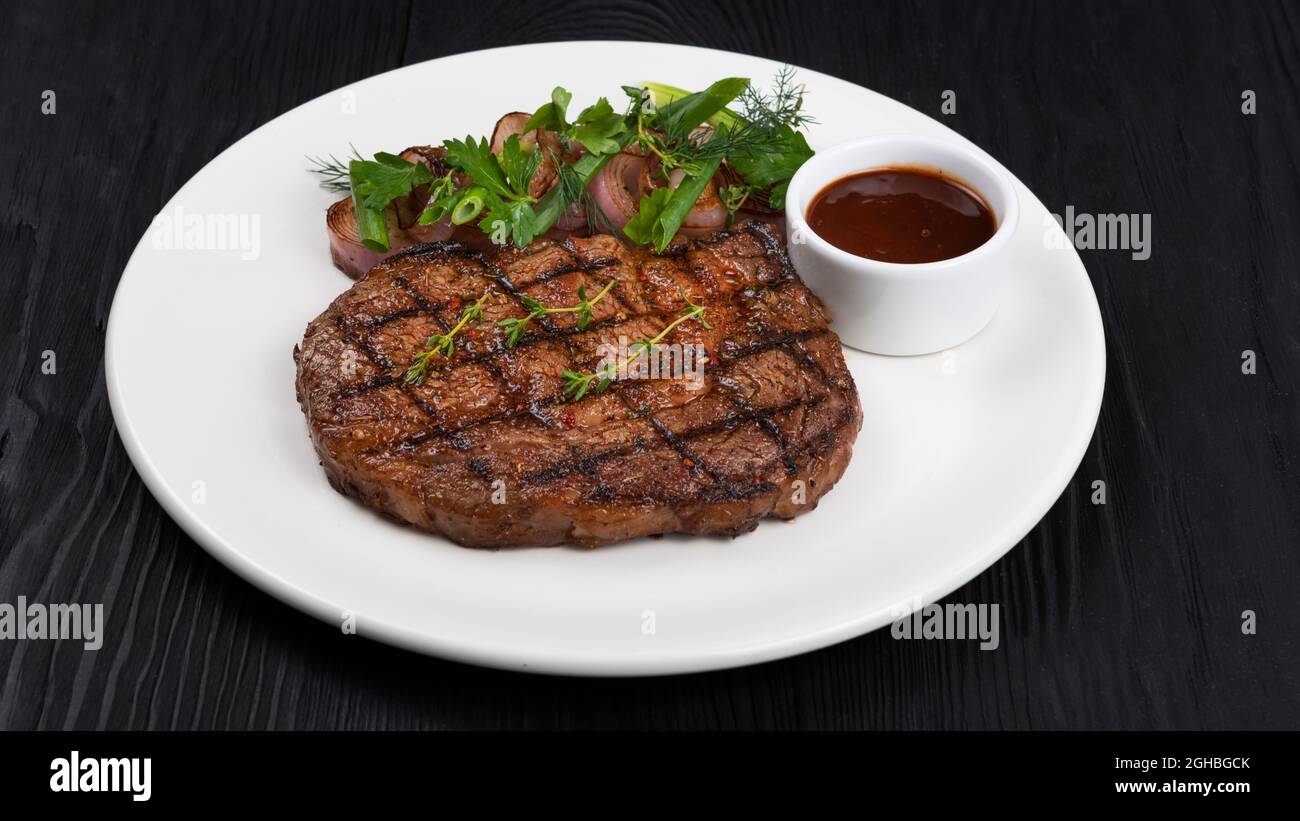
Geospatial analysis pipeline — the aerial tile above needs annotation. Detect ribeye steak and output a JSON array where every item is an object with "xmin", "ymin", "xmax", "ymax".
[{"xmin": 293, "ymin": 221, "xmax": 861, "ymax": 547}]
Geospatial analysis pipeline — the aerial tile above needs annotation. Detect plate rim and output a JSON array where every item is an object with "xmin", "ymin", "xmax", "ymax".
[{"xmin": 106, "ymin": 40, "xmax": 1106, "ymax": 676}]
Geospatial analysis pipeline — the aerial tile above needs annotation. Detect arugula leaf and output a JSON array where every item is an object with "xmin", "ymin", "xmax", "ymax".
[
  {"xmin": 524, "ymin": 86, "xmax": 573, "ymax": 133},
  {"xmin": 443, "ymin": 136, "xmax": 512, "ymax": 198},
  {"xmin": 349, "ymin": 152, "xmax": 434, "ymax": 211},
  {"xmin": 653, "ymin": 77, "xmax": 749, "ymax": 141}
]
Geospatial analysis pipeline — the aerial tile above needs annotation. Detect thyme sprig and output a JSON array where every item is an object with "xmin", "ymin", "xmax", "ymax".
[
  {"xmin": 403, "ymin": 291, "xmax": 491, "ymax": 383},
  {"xmin": 562, "ymin": 291, "xmax": 710, "ymax": 401},
  {"xmin": 497, "ymin": 279, "xmax": 617, "ymax": 347},
  {"xmin": 720, "ymin": 184, "xmax": 752, "ymax": 225}
]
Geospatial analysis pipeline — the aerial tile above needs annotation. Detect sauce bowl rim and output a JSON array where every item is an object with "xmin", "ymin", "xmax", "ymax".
[{"xmin": 786, "ymin": 134, "xmax": 1021, "ymax": 276}]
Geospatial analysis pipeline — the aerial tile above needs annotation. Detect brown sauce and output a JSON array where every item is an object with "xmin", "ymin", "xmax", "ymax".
[{"xmin": 807, "ymin": 167, "xmax": 996, "ymax": 263}]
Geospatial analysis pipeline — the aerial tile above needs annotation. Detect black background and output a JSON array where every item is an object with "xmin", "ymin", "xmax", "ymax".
[{"xmin": 1, "ymin": 0, "xmax": 1296, "ymax": 730}]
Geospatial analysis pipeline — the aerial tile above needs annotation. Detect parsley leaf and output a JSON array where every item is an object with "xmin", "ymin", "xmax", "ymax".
[
  {"xmin": 621, "ymin": 187, "xmax": 674, "ymax": 248},
  {"xmin": 526, "ymin": 87, "xmax": 628, "ymax": 156},
  {"xmin": 524, "ymin": 86, "xmax": 573, "ymax": 134},
  {"xmin": 346, "ymin": 153, "xmax": 435, "ymax": 251},
  {"xmin": 482, "ymin": 195, "xmax": 541, "ymax": 248},
  {"xmin": 349, "ymin": 152, "xmax": 433, "ymax": 211},
  {"xmin": 570, "ymin": 98, "xmax": 627, "ymax": 155},
  {"xmin": 499, "ymin": 134, "xmax": 541, "ymax": 198},
  {"xmin": 726, "ymin": 124, "xmax": 813, "ymax": 209},
  {"xmin": 443, "ymin": 136, "xmax": 512, "ymax": 198}
]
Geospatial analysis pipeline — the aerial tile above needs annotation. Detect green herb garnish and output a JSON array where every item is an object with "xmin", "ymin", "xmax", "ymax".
[
  {"xmin": 345, "ymin": 152, "xmax": 435, "ymax": 252},
  {"xmin": 352, "ymin": 152, "xmax": 434, "ymax": 210},
  {"xmin": 723, "ymin": 124, "xmax": 812, "ymax": 209},
  {"xmin": 720, "ymin": 184, "xmax": 751, "ymax": 225},
  {"xmin": 561, "ymin": 291, "xmax": 709, "ymax": 400},
  {"xmin": 497, "ymin": 280, "xmax": 617, "ymax": 347},
  {"xmin": 403, "ymin": 291, "xmax": 491, "ymax": 383},
  {"xmin": 651, "ymin": 77, "xmax": 750, "ymax": 143},
  {"xmin": 621, "ymin": 155, "xmax": 723, "ymax": 252},
  {"xmin": 642, "ymin": 68, "xmax": 815, "ymax": 209},
  {"xmin": 309, "ymin": 69, "xmax": 814, "ymax": 253},
  {"xmin": 529, "ymin": 140, "xmax": 633, "ymax": 238},
  {"xmin": 307, "ymin": 145, "xmax": 362, "ymax": 194},
  {"xmin": 525, "ymin": 88, "xmax": 629, "ymax": 156},
  {"xmin": 435, "ymin": 134, "xmax": 545, "ymax": 247}
]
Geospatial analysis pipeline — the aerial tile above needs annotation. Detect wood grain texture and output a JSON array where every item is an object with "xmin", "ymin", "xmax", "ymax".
[{"xmin": 0, "ymin": 0, "xmax": 1296, "ymax": 729}]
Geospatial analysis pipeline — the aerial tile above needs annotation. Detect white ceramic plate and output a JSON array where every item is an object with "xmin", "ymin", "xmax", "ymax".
[{"xmin": 106, "ymin": 42, "xmax": 1104, "ymax": 676}]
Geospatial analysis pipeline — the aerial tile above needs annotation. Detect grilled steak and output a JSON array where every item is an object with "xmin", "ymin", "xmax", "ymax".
[{"xmin": 294, "ymin": 221, "xmax": 862, "ymax": 548}]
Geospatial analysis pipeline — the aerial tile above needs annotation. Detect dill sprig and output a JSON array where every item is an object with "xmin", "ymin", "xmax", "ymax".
[
  {"xmin": 403, "ymin": 291, "xmax": 491, "ymax": 383},
  {"xmin": 738, "ymin": 65, "xmax": 817, "ymax": 132},
  {"xmin": 497, "ymin": 280, "xmax": 617, "ymax": 347},
  {"xmin": 580, "ymin": 188, "xmax": 619, "ymax": 236},
  {"xmin": 306, "ymin": 145, "xmax": 363, "ymax": 194},
  {"xmin": 667, "ymin": 122, "xmax": 775, "ymax": 168},
  {"xmin": 562, "ymin": 291, "xmax": 710, "ymax": 401}
]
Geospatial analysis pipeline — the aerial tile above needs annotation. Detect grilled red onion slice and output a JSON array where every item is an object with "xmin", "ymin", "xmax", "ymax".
[
  {"xmin": 326, "ymin": 142, "xmax": 453, "ymax": 279},
  {"xmin": 490, "ymin": 113, "xmax": 531, "ymax": 154},
  {"xmin": 554, "ymin": 199, "xmax": 589, "ymax": 232},
  {"xmin": 403, "ymin": 215, "xmax": 454, "ymax": 245},
  {"xmin": 679, "ymin": 176, "xmax": 727, "ymax": 233},
  {"xmin": 400, "ymin": 145, "xmax": 448, "ymax": 170},
  {"xmin": 588, "ymin": 152, "xmax": 647, "ymax": 230},
  {"xmin": 327, "ymin": 197, "xmax": 395, "ymax": 280},
  {"xmin": 676, "ymin": 126, "xmax": 729, "ymax": 235},
  {"xmin": 490, "ymin": 112, "xmax": 568, "ymax": 198},
  {"xmin": 394, "ymin": 146, "xmax": 455, "ymax": 243},
  {"xmin": 389, "ymin": 191, "xmax": 454, "ymax": 245}
]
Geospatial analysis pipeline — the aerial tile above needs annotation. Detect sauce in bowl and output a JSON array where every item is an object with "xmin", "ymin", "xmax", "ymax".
[{"xmin": 807, "ymin": 167, "xmax": 996, "ymax": 264}]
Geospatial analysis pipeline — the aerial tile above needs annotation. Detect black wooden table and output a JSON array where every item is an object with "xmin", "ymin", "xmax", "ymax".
[{"xmin": 1, "ymin": 0, "xmax": 1296, "ymax": 730}]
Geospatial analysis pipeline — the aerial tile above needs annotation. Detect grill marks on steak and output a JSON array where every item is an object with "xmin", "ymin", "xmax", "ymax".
[{"xmin": 294, "ymin": 221, "xmax": 862, "ymax": 547}]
